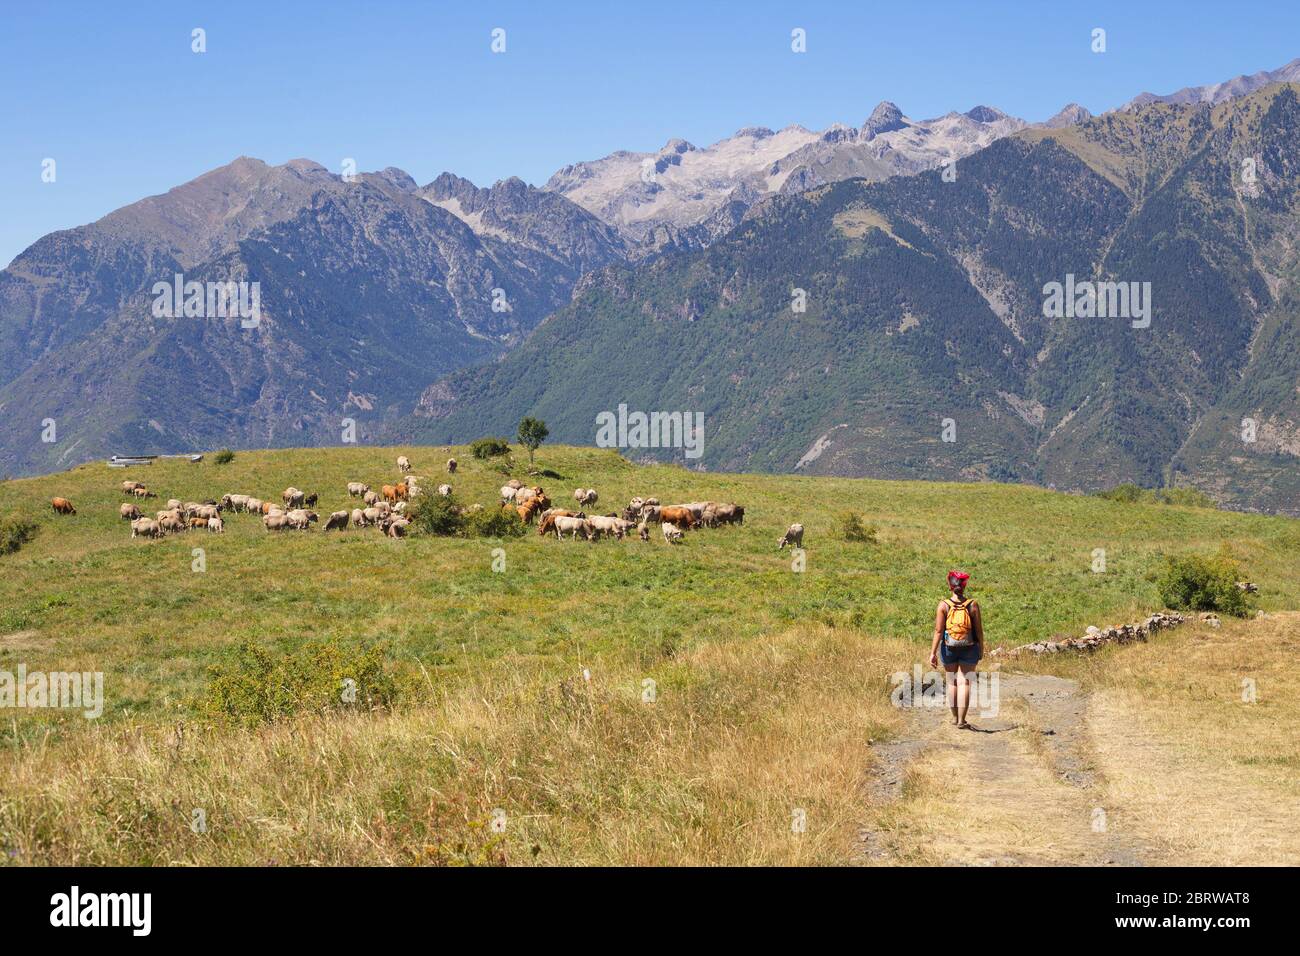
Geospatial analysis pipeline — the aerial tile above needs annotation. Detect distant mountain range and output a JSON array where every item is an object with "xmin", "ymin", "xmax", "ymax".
[
  {"xmin": 3, "ymin": 60, "xmax": 1298, "ymax": 514},
  {"xmin": 416, "ymin": 83, "xmax": 1300, "ymax": 515},
  {"xmin": 0, "ymin": 158, "xmax": 623, "ymax": 476},
  {"xmin": 542, "ymin": 101, "xmax": 1102, "ymax": 252},
  {"xmin": 1123, "ymin": 57, "xmax": 1300, "ymax": 109}
]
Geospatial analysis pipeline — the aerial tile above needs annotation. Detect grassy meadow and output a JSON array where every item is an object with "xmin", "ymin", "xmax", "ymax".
[{"xmin": 0, "ymin": 444, "xmax": 1296, "ymax": 864}]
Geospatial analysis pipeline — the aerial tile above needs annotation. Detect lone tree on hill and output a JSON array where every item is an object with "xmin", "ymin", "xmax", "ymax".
[{"xmin": 517, "ymin": 416, "xmax": 549, "ymax": 466}]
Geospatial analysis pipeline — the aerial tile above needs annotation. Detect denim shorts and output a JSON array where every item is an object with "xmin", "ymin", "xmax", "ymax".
[{"xmin": 939, "ymin": 640, "xmax": 981, "ymax": 667}]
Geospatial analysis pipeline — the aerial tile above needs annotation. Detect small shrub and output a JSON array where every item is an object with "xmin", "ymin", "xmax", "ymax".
[
  {"xmin": 1156, "ymin": 553, "xmax": 1250, "ymax": 617},
  {"xmin": 471, "ymin": 437, "xmax": 511, "ymax": 460},
  {"xmin": 1094, "ymin": 483, "xmax": 1216, "ymax": 509},
  {"xmin": 0, "ymin": 515, "xmax": 39, "ymax": 556},
  {"xmin": 201, "ymin": 639, "xmax": 404, "ymax": 727},
  {"xmin": 213, "ymin": 448, "xmax": 236, "ymax": 465},
  {"xmin": 463, "ymin": 506, "xmax": 526, "ymax": 538},
  {"xmin": 1094, "ymin": 483, "xmax": 1143, "ymax": 503},
  {"xmin": 838, "ymin": 511, "xmax": 877, "ymax": 543},
  {"xmin": 407, "ymin": 494, "xmax": 465, "ymax": 536}
]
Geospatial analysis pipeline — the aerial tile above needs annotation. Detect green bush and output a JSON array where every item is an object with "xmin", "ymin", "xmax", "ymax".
[
  {"xmin": 201, "ymin": 639, "xmax": 404, "ymax": 727},
  {"xmin": 407, "ymin": 494, "xmax": 465, "ymax": 536},
  {"xmin": 838, "ymin": 511, "xmax": 877, "ymax": 543},
  {"xmin": 470, "ymin": 437, "xmax": 511, "ymax": 460},
  {"xmin": 0, "ymin": 515, "xmax": 39, "ymax": 556},
  {"xmin": 1093, "ymin": 483, "xmax": 1216, "ymax": 509},
  {"xmin": 408, "ymin": 494, "xmax": 525, "ymax": 538},
  {"xmin": 213, "ymin": 448, "xmax": 236, "ymax": 465},
  {"xmin": 463, "ymin": 506, "xmax": 526, "ymax": 538},
  {"xmin": 1156, "ymin": 553, "xmax": 1251, "ymax": 617}
]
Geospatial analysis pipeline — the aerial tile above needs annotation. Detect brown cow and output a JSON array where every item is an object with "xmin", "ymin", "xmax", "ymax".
[
  {"xmin": 188, "ymin": 516, "xmax": 209, "ymax": 529},
  {"xmin": 658, "ymin": 506, "xmax": 696, "ymax": 530},
  {"xmin": 51, "ymin": 497, "xmax": 76, "ymax": 515},
  {"xmin": 382, "ymin": 484, "xmax": 399, "ymax": 503}
]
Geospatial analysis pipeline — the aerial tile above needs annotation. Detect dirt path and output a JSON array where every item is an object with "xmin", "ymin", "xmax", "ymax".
[{"xmin": 860, "ymin": 672, "xmax": 1153, "ymax": 866}]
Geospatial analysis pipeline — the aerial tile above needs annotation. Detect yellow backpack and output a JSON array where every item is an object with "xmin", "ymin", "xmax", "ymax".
[{"xmin": 944, "ymin": 598, "xmax": 975, "ymax": 646}]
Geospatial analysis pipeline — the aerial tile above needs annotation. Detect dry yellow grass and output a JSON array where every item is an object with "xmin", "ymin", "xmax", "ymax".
[
  {"xmin": 1082, "ymin": 612, "xmax": 1300, "ymax": 865},
  {"xmin": 0, "ymin": 626, "xmax": 915, "ymax": 866}
]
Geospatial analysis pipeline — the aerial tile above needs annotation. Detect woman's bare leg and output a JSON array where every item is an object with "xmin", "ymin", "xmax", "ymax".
[
  {"xmin": 956, "ymin": 664, "xmax": 976, "ymax": 727},
  {"xmin": 943, "ymin": 663, "xmax": 959, "ymax": 722}
]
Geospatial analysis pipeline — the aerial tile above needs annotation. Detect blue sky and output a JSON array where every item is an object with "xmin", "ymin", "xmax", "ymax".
[{"xmin": 3, "ymin": 0, "xmax": 1298, "ymax": 266}]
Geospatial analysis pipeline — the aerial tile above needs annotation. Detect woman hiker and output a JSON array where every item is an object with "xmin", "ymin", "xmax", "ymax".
[{"xmin": 928, "ymin": 570, "xmax": 984, "ymax": 729}]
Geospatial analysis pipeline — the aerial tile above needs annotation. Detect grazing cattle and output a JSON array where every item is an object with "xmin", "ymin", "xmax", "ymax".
[
  {"xmin": 393, "ymin": 502, "xmax": 407, "ymax": 515},
  {"xmin": 282, "ymin": 487, "xmax": 304, "ymax": 508},
  {"xmin": 698, "ymin": 507, "xmax": 719, "ymax": 529},
  {"xmin": 397, "ymin": 456, "xmax": 411, "ymax": 472},
  {"xmin": 500, "ymin": 485, "xmax": 519, "ymax": 504},
  {"xmin": 396, "ymin": 482, "xmax": 409, "ymax": 502},
  {"xmin": 403, "ymin": 476, "xmax": 422, "ymax": 497},
  {"xmin": 324, "ymin": 510, "xmax": 349, "ymax": 531},
  {"xmin": 131, "ymin": 517, "xmax": 161, "ymax": 539},
  {"xmin": 167, "ymin": 499, "xmax": 183, "ymax": 512},
  {"xmin": 285, "ymin": 510, "xmax": 319, "ymax": 530},
  {"xmin": 657, "ymin": 506, "xmax": 696, "ymax": 530},
  {"xmin": 437, "ymin": 484, "xmax": 452, "ymax": 497},
  {"xmin": 221, "ymin": 493, "xmax": 251, "ymax": 513},
  {"xmin": 777, "ymin": 523, "xmax": 804, "ymax": 550},
  {"xmin": 159, "ymin": 515, "xmax": 186, "ymax": 535},
  {"xmin": 207, "ymin": 516, "xmax": 224, "ymax": 533},
  {"xmin": 51, "ymin": 497, "xmax": 76, "ymax": 515},
  {"xmin": 662, "ymin": 522, "xmax": 684, "ymax": 544},
  {"xmin": 638, "ymin": 523, "xmax": 650, "ymax": 542},
  {"xmin": 120, "ymin": 503, "xmax": 142, "ymax": 520},
  {"xmin": 712, "ymin": 503, "xmax": 744, "ymax": 525},
  {"xmin": 363, "ymin": 490, "xmax": 380, "ymax": 506},
  {"xmin": 446, "ymin": 458, "xmax": 457, "ymax": 474},
  {"xmin": 506, "ymin": 479, "xmax": 524, "ymax": 490},
  {"xmin": 386, "ymin": 517, "xmax": 411, "ymax": 538},
  {"xmin": 246, "ymin": 498, "xmax": 264, "ymax": 514},
  {"xmin": 261, "ymin": 502, "xmax": 276, "ymax": 515},
  {"xmin": 362, "ymin": 507, "xmax": 386, "ymax": 525},
  {"xmin": 347, "ymin": 482, "xmax": 369, "ymax": 498},
  {"xmin": 263, "ymin": 514, "xmax": 291, "ymax": 532},
  {"xmin": 156, "ymin": 509, "xmax": 181, "ymax": 522},
  {"xmin": 131, "ymin": 486, "xmax": 156, "ymax": 498},
  {"xmin": 381, "ymin": 484, "xmax": 398, "ymax": 504},
  {"xmin": 303, "ymin": 492, "xmax": 318, "ymax": 507},
  {"xmin": 188, "ymin": 516, "xmax": 209, "ymax": 529},
  {"xmin": 553, "ymin": 516, "xmax": 593, "ymax": 540},
  {"xmin": 121, "ymin": 480, "xmax": 144, "ymax": 493},
  {"xmin": 588, "ymin": 515, "xmax": 632, "ymax": 539},
  {"xmin": 536, "ymin": 510, "xmax": 583, "ymax": 536},
  {"xmin": 194, "ymin": 504, "xmax": 219, "ymax": 520},
  {"xmin": 351, "ymin": 508, "xmax": 367, "ymax": 528}
]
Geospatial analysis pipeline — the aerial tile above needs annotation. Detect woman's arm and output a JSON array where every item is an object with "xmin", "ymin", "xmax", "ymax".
[
  {"xmin": 972, "ymin": 601, "xmax": 984, "ymax": 645},
  {"xmin": 929, "ymin": 601, "xmax": 947, "ymax": 664}
]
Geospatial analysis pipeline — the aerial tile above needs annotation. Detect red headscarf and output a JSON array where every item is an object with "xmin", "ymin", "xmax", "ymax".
[{"xmin": 947, "ymin": 570, "xmax": 970, "ymax": 589}]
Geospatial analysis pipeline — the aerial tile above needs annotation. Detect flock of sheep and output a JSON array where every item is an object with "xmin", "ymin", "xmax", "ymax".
[{"xmin": 49, "ymin": 453, "xmax": 808, "ymax": 550}]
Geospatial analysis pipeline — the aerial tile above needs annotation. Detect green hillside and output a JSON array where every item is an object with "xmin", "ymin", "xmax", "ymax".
[{"xmin": 1, "ymin": 444, "xmax": 1294, "ymax": 724}]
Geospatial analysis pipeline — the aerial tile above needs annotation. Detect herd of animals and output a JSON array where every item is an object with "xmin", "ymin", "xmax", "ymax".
[{"xmin": 45, "ymin": 454, "xmax": 808, "ymax": 549}]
